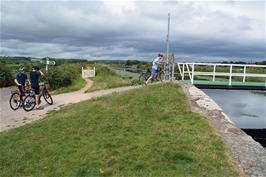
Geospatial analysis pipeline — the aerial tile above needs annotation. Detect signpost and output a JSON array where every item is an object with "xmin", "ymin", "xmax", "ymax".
[{"xmin": 30, "ymin": 57, "xmax": 56, "ymax": 73}]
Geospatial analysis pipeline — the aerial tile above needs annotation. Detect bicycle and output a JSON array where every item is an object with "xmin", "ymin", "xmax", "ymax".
[
  {"xmin": 23, "ymin": 82, "xmax": 53, "ymax": 112},
  {"xmin": 9, "ymin": 83, "xmax": 30, "ymax": 110},
  {"xmin": 138, "ymin": 66, "xmax": 163, "ymax": 84},
  {"xmin": 9, "ymin": 87, "xmax": 23, "ymax": 110}
]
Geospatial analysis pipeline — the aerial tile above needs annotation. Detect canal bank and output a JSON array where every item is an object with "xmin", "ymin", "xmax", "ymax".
[
  {"xmin": 201, "ymin": 89, "xmax": 266, "ymax": 148},
  {"xmin": 179, "ymin": 82, "xmax": 266, "ymax": 177}
]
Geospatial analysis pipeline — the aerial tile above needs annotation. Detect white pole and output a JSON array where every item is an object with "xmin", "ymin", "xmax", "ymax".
[
  {"xmin": 182, "ymin": 63, "xmax": 185, "ymax": 80},
  {"xmin": 229, "ymin": 65, "xmax": 232, "ymax": 86},
  {"xmin": 213, "ymin": 64, "xmax": 216, "ymax": 82},
  {"xmin": 177, "ymin": 63, "xmax": 183, "ymax": 79},
  {"xmin": 243, "ymin": 65, "xmax": 246, "ymax": 83},
  {"xmin": 191, "ymin": 63, "xmax": 194, "ymax": 84}
]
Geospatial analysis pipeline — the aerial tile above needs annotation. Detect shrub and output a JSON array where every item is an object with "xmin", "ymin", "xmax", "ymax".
[
  {"xmin": 45, "ymin": 63, "xmax": 82, "ymax": 89},
  {"xmin": 0, "ymin": 61, "xmax": 14, "ymax": 87}
]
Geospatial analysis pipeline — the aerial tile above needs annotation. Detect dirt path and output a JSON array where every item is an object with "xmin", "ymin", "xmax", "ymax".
[{"xmin": 0, "ymin": 79, "xmax": 141, "ymax": 132}]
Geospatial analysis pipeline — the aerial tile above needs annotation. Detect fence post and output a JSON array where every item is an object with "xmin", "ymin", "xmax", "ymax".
[
  {"xmin": 182, "ymin": 63, "xmax": 185, "ymax": 80},
  {"xmin": 213, "ymin": 64, "xmax": 216, "ymax": 82},
  {"xmin": 191, "ymin": 63, "xmax": 194, "ymax": 84},
  {"xmin": 243, "ymin": 66, "xmax": 246, "ymax": 83},
  {"xmin": 185, "ymin": 63, "xmax": 192, "ymax": 82},
  {"xmin": 229, "ymin": 65, "xmax": 232, "ymax": 86},
  {"xmin": 172, "ymin": 63, "xmax": 175, "ymax": 81}
]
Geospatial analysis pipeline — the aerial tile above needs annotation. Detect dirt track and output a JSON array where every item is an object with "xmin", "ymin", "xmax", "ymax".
[{"xmin": 0, "ymin": 79, "xmax": 141, "ymax": 132}]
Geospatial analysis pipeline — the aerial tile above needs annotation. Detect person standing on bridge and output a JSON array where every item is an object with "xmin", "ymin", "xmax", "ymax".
[
  {"xmin": 145, "ymin": 53, "xmax": 163, "ymax": 85},
  {"xmin": 30, "ymin": 66, "xmax": 44, "ymax": 109}
]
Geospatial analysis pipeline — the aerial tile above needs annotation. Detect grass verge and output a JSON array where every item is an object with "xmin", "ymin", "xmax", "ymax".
[
  {"xmin": 0, "ymin": 83, "xmax": 242, "ymax": 177},
  {"xmin": 52, "ymin": 76, "xmax": 86, "ymax": 94},
  {"xmin": 87, "ymin": 64, "xmax": 137, "ymax": 92}
]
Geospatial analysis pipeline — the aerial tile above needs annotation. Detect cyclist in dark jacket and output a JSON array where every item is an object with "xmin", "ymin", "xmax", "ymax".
[
  {"xmin": 14, "ymin": 66, "xmax": 27, "ymax": 101},
  {"xmin": 30, "ymin": 66, "xmax": 44, "ymax": 109}
]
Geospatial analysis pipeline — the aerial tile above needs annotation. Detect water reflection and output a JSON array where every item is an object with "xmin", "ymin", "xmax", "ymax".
[{"xmin": 202, "ymin": 89, "xmax": 266, "ymax": 129}]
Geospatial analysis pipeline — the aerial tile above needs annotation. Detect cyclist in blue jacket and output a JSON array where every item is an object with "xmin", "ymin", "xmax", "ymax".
[{"xmin": 14, "ymin": 66, "xmax": 27, "ymax": 102}]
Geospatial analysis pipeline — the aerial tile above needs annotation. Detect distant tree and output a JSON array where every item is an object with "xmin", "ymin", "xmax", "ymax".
[{"xmin": 256, "ymin": 61, "xmax": 266, "ymax": 65}]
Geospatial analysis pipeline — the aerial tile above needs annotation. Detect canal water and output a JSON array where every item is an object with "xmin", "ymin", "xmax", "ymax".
[{"xmin": 201, "ymin": 89, "xmax": 266, "ymax": 147}]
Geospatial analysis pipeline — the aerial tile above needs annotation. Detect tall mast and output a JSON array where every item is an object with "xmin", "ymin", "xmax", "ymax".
[
  {"xmin": 166, "ymin": 13, "xmax": 170, "ymax": 80},
  {"xmin": 166, "ymin": 13, "xmax": 170, "ymax": 63}
]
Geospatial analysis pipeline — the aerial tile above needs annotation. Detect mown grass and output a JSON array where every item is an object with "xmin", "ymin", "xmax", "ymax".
[
  {"xmin": 0, "ymin": 83, "xmax": 242, "ymax": 177},
  {"xmin": 52, "ymin": 76, "xmax": 86, "ymax": 94},
  {"xmin": 87, "ymin": 64, "xmax": 136, "ymax": 92}
]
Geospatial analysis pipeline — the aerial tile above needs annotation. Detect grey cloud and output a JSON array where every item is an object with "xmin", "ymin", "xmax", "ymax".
[{"xmin": 0, "ymin": 1, "xmax": 265, "ymax": 61}]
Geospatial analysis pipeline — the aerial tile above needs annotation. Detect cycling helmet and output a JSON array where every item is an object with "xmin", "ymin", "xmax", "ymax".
[{"xmin": 19, "ymin": 65, "xmax": 24, "ymax": 72}]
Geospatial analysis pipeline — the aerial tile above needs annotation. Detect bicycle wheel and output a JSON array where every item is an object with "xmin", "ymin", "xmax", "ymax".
[
  {"xmin": 23, "ymin": 95, "xmax": 36, "ymax": 112},
  {"xmin": 43, "ymin": 90, "xmax": 53, "ymax": 105},
  {"xmin": 157, "ymin": 72, "xmax": 163, "ymax": 81},
  {"xmin": 139, "ymin": 73, "xmax": 147, "ymax": 85},
  {"xmin": 9, "ymin": 92, "xmax": 21, "ymax": 110}
]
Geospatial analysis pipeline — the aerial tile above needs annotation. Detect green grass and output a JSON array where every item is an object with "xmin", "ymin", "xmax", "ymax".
[
  {"xmin": 87, "ymin": 64, "xmax": 136, "ymax": 92},
  {"xmin": 52, "ymin": 76, "xmax": 86, "ymax": 94},
  {"xmin": 109, "ymin": 67, "xmax": 139, "ymax": 80},
  {"xmin": 0, "ymin": 83, "xmax": 242, "ymax": 177}
]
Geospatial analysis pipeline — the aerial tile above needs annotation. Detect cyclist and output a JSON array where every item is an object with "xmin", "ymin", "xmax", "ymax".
[
  {"xmin": 30, "ymin": 66, "xmax": 44, "ymax": 109},
  {"xmin": 14, "ymin": 66, "xmax": 28, "ymax": 102},
  {"xmin": 145, "ymin": 53, "xmax": 163, "ymax": 85}
]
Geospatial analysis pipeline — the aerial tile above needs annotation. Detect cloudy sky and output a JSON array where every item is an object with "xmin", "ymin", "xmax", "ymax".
[{"xmin": 1, "ymin": 0, "xmax": 265, "ymax": 62}]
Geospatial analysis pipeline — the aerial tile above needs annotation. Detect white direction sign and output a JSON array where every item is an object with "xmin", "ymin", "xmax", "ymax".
[
  {"xmin": 30, "ymin": 57, "xmax": 56, "ymax": 73},
  {"xmin": 39, "ymin": 59, "xmax": 56, "ymax": 65},
  {"xmin": 47, "ymin": 60, "xmax": 56, "ymax": 65}
]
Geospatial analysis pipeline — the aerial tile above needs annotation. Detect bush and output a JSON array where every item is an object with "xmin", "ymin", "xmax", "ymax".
[
  {"xmin": 0, "ymin": 60, "xmax": 14, "ymax": 87},
  {"xmin": 130, "ymin": 78, "xmax": 140, "ymax": 85},
  {"xmin": 45, "ymin": 63, "xmax": 82, "ymax": 89}
]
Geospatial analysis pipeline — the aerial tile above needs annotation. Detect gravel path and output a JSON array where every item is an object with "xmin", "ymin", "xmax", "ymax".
[{"xmin": 0, "ymin": 80, "xmax": 141, "ymax": 132}]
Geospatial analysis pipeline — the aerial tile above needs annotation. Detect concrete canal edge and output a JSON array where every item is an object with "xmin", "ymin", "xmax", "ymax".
[{"xmin": 178, "ymin": 81, "xmax": 266, "ymax": 177}]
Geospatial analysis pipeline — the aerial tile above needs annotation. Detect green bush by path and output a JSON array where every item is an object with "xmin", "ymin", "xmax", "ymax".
[
  {"xmin": 0, "ymin": 60, "xmax": 14, "ymax": 87},
  {"xmin": 51, "ymin": 75, "xmax": 86, "ymax": 94},
  {"xmin": 0, "ymin": 57, "xmax": 87, "ymax": 92},
  {"xmin": 0, "ymin": 83, "xmax": 242, "ymax": 177},
  {"xmin": 45, "ymin": 63, "xmax": 83, "ymax": 90}
]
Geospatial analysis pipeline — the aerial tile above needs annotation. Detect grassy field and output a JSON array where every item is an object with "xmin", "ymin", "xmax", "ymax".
[
  {"xmin": 87, "ymin": 64, "xmax": 137, "ymax": 92},
  {"xmin": 0, "ymin": 83, "xmax": 242, "ymax": 177},
  {"xmin": 109, "ymin": 67, "xmax": 139, "ymax": 80},
  {"xmin": 52, "ymin": 76, "xmax": 86, "ymax": 94}
]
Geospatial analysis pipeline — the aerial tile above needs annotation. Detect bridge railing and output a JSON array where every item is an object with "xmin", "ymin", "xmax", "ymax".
[{"xmin": 177, "ymin": 63, "xmax": 266, "ymax": 86}]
